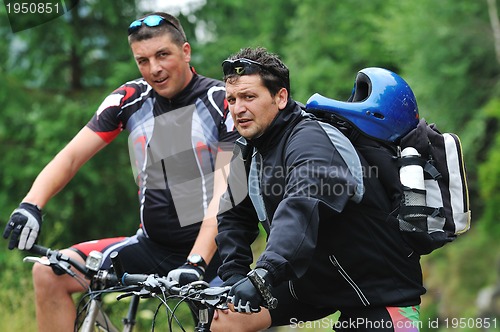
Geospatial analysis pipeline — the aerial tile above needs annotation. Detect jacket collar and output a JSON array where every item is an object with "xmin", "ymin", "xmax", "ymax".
[{"xmin": 155, "ymin": 68, "xmax": 198, "ymax": 108}]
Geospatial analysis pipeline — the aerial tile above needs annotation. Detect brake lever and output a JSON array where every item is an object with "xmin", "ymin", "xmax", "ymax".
[
  {"xmin": 23, "ymin": 255, "xmax": 75, "ymax": 277},
  {"xmin": 128, "ymin": 288, "xmax": 156, "ymax": 299},
  {"xmin": 23, "ymin": 256, "xmax": 49, "ymax": 265},
  {"xmin": 116, "ymin": 291, "xmax": 134, "ymax": 301},
  {"xmin": 116, "ymin": 288, "xmax": 152, "ymax": 301},
  {"xmin": 197, "ymin": 286, "xmax": 231, "ymax": 308}
]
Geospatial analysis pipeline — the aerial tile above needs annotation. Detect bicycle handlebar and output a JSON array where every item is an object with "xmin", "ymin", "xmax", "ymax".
[
  {"xmin": 29, "ymin": 243, "xmax": 51, "ymax": 256},
  {"xmin": 121, "ymin": 272, "xmax": 153, "ymax": 286},
  {"xmin": 121, "ymin": 272, "xmax": 231, "ymax": 309},
  {"xmin": 26, "ymin": 244, "xmax": 92, "ymax": 277},
  {"xmin": 121, "ymin": 272, "xmax": 186, "ymax": 297},
  {"xmin": 24, "ymin": 244, "xmax": 120, "ymax": 288}
]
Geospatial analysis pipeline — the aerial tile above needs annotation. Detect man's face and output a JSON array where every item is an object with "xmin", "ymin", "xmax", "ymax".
[
  {"xmin": 225, "ymin": 75, "xmax": 288, "ymax": 140},
  {"xmin": 130, "ymin": 34, "xmax": 192, "ymax": 99}
]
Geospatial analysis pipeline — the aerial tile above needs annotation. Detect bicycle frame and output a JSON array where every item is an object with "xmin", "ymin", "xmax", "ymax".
[
  {"xmin": 81, "ymin": 297, "xmax": 118, "ymax": 332},
  {"xmin": 79, "ymin": 293, "xmax": 139, "ymax": 332}
]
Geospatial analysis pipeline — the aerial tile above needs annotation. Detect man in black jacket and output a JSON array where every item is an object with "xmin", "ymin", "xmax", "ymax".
[{"xmin": 211, "ymin": 47, "xmax": 425, "ymax": 331}]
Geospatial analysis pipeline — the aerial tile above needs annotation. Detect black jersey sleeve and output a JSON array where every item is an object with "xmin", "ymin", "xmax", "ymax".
[{"xmin": 87, "ymin": 80, "xmax": 151, "ymax": 143}]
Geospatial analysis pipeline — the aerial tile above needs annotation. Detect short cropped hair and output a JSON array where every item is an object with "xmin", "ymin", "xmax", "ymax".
[{"xmin": 128, "ymin": 12, "xmax": 187, "ymax": 46}]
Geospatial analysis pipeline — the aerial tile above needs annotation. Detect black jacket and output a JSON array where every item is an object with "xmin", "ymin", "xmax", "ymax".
[{"xmin": 216, "ymin": 100, "xmax": 425, "ymax": 308}]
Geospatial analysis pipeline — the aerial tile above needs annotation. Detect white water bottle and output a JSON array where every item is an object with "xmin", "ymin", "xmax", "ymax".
[{"xmin": 399, "ymin": 147, "xmax": 427, "ymax": 231}]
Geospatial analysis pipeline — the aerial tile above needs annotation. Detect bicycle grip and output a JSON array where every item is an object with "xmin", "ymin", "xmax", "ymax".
[
  {"xmin": 109, "ymin": 251, "xmax": 124, "ymax": 279},
  {"xmin": 247, "ymin": 269, "xmax": 278, "ymax": 310},
  {"xmin": 121, "ymin": 272, "xmax": 149, "ymax": 286},
  {"xmin": 28, "ymin": 244, "xmax": 50, "ymax": 256}
]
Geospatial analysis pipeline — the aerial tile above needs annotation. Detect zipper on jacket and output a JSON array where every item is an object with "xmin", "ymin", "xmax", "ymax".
[
  {"xmin": 288, "ymin": 280, "xmax": 299, "ymax": 301},
  {"xmin": 329, "ymin": 255, "xmax": 370, "ymax": 306}
]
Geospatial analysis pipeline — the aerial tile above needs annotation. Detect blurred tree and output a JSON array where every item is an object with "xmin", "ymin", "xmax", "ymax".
[
  {"xmin": 380, "ymin": 0, "xmax": 499, "ymax": 130},
  {"xmin": 1, "ymin": 0, "xmax": 147, "ymax": 246},
  {"xmin": 187, "ymin": 0, "xmax": 298, "ymax": 82},
  {"xmin": 0, "ymin": 79, "xmax": 140, "ymax": 245},
  {"xmin": 5, "ymin": 0, "xmax": 140, "ymax": 90},
  {"xmin": 376, "ymin": 0, "xmax": 500, "ymax": 323},
  {"xmin": 284, "ymin": 0, "xmax": 396, "ymax": 103}
]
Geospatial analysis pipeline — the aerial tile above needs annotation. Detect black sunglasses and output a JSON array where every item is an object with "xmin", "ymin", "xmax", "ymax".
[
  {"xmin": 222, "ymin": 58, "xmax": 262, "ymax": 76},
  {"xmin": 128, "ymin": 15, "xmax": 183, "ymax": 37},
  {"xmin": 222, "ymin": 58, "xmax": 283, "ymax": 77}
]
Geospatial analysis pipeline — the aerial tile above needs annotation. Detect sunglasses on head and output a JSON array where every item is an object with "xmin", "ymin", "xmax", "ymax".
[
  {"xmin": 222, "ymin": 58, "xmax": 290, "ymax": 91},
  {"xmin": 222, "ymin": 58, "xmax": 263, "ymax": 76},
  {"xmin": 222, "ymin": 58, "xmax": 282, "ymax": 77},
  {"xmin": 128, "ymin": 15, "xmax": 182, "ymax": 37}
]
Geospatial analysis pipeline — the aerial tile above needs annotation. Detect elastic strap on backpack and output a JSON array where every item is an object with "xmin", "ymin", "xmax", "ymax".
[
  {"xmin": 397, "ymin": 156, "xmax": 442, "ymax": 180},
  {"xmin": 399, "ymin": 204, "xmax": 445, "ymax": 220},
  {"xmin": 423, "ymin": 160, "xmax": 442, "ymax": 180}
]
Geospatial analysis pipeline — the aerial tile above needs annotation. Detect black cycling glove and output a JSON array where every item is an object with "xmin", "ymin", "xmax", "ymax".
[
  {"xmin": 228, "ymin": 268, "xmax": 274, "ymax": 313},
  {"xmin": 221, "ymin": 274, "xmax": 246, "ymax": 287},
  {"xmin": 3, "ymin": 202, "xmax": 42, "ymax": 250}
]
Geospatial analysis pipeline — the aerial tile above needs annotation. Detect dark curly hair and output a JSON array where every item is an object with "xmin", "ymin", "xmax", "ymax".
[{"xmin": 223, "ymin": 47, "xmax": 291, "ymax": 96}]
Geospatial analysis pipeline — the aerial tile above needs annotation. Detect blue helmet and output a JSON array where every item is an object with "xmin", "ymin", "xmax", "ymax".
[{"xmin": 305, "ymin": 67, "xmax": 419, "ymax": 143}]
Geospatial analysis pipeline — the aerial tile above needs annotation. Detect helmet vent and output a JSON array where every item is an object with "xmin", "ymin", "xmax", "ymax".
[
  {"xmin": 372, "ymin": 112, "xmax": 385, "ymax": 119},
  {"xmin": 350, "ymin": 72, "xmax": 371, "ymax": 102}
]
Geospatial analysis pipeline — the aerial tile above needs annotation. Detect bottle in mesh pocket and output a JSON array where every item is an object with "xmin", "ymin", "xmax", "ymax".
[
  {"xmin": 398, "ymin": 147, "xmax": 427, "ymax": 232},
  {"xmin": 400, "ymin": 188, "xmax": 427, "ymax": 231}
]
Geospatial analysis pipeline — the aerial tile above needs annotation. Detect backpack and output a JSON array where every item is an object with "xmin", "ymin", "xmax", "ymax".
[{"xmin": 305, "ymin": 108, "xmax": 471, "ymax": 255}]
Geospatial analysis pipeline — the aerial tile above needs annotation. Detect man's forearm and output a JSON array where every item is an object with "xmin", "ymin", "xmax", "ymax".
[
  {"xmin": 23, "ymin": 127, "xmax": 108, "ymax": 207},
  {"xmin": 189, "ymin": 149, "xmax": 233, "ymax": 263}
]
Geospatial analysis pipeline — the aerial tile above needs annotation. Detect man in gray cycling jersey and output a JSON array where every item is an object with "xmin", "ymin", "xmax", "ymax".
[{"xmin": 3, "ymin": 12, "xmax": 237, "ymax": 332}]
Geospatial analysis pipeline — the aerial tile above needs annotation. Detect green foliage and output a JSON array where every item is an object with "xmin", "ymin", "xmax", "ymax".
[
  {"xmin": 284, "ymin": 0, "xmax": 395, "ymax": 103},
  {"xmin": 0, "ymin": 249, "xmax": 36, "ymax": 331},
  {"xmin": 188, "ymin": 0, "xmax": 298, "ymax": 81},
  {"xmin": 2, "ymin": 0, "xmax": 500, "ymax": 330},
  {"xmin": 478, "ymin": 99, "xmax": 500, "ymax": 236},
  {"xmin": 0, "ymin": 75, "xmax": 138, "ymax": 248},
  {"xmin": 5, "ymin": 0, "xmax": 140, "ymax": 89},
  {"xmin": 380, "ymin": 0, "xmax": 499, "ymax": 130}
]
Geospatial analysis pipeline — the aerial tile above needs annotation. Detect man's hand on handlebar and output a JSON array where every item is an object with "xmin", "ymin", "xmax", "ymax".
[
  {"xmin": 167, "ymin": 263, "xmax": 204, "ymax": 286},
  {"xmin": 227, "ymin": 268, "xmax": 277, "ymax": 314}
]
